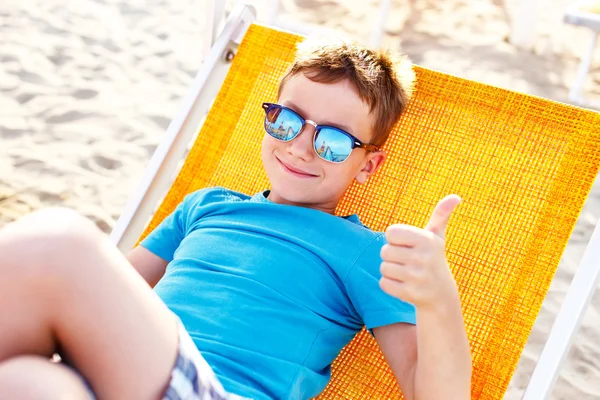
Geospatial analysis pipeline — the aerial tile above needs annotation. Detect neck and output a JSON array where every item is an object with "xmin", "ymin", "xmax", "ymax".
[{"xmin": 266, "ymin": 190, "xmax": 338, "ymax": 215}]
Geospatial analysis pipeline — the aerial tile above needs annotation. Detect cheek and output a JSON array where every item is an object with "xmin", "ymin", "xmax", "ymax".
[
  {"xmin": 261, "ymin": 135, "xmax": 276, "ymax": 158},
  {"xmin": 322, "ymin": 163, "xmax": 360, "ymax": 188}
]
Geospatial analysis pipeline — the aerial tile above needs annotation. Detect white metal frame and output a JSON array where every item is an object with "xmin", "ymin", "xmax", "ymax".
[
  {"xmin": 564, "ymin": 2, "xmax": 600, "ymax": 106},
  {"xmin": 109, "ymin": 4, "xmax": 256, "ymax": 252},
  {"xmin": 523, "ymin": 219, "xmax": 600, "ymax": 399},
  {"xmin": 205, "ymin": 0, "xmax": 228, "ymax": 56},
  {"xmin": 111, "ymin": 4, "xmax": 600, "ymax": 398}
]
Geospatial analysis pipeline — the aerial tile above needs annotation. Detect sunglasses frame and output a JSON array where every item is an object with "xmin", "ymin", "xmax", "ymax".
[{"xmin": 262, "ymin": 102, "xmax": 379, "ymax": 163}]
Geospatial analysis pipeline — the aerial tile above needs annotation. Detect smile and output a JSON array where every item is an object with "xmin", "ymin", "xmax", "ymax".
[{"xmin": 276, "ymin": 157, "xmax": 318, "ymax": 178}]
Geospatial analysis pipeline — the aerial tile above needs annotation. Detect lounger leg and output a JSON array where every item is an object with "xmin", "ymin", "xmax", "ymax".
[
  {"xmin": 370, "ymin": 0, "xmax": 392, "ymax": 48},
  {"xmin": 206, "ymin": 0, "xmax": 227, "ymax": 54},
  {"xmin": 267, "ymin": 0, "xmax": 280, "ymax": 25},
  {"xmin": 509, "ymin": 0, "xmax": 540, "ymax": 49},
  {"xmin": 569, "ymin": 31, "xmax": 598, "ymax": 105}
]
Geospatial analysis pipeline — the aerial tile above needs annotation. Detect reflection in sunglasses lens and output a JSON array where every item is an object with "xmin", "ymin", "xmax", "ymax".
[
  {"xmin": 314, "ymin": 128, "xmax": 352, "ymax": 163},
  {"xmin": 265, "ymin": 107, "xmax": 302, "ymax": 141}
]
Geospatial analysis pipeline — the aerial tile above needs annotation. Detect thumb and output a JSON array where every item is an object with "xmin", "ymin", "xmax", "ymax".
[{"xmin": 425, "ymin": 194, "xmax": 462, "ymax": 238}]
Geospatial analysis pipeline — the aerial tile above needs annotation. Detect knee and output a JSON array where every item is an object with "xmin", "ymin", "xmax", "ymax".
[
  {"xmin": 4, "ymin": 207, "xmax": 100, "ymax": 242},
  {"xmin": 0, "ymin": 208, "xmax": 104, "ymax": 271},
  {"xmin": 10, "ymin": 207, "xmax": 98, "ymax": 235}
]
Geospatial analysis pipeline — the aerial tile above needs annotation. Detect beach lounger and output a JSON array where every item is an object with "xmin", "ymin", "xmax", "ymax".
[{"xmin": 110, "ymin": 4, "xmax": 600, "ymax": 399}]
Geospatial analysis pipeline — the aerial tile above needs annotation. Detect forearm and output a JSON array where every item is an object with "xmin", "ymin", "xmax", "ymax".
[{"xmin": 413, "ymin": 291, "xmax": 472, "ymax": 400}]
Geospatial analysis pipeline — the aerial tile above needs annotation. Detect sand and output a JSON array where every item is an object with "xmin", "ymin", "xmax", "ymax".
[{"xmin": 1, "ymin": 0, "xmax": 600, "ymax": 398}]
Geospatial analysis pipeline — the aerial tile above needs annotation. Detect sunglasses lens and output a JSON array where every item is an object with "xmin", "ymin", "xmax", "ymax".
[
  {"xmin": 314, "ymin": 127, "xmax": 353, "ymax": 163},
  {"xmin": 264, "ymin": 106, "xmax": 302, "ymax": 142}
]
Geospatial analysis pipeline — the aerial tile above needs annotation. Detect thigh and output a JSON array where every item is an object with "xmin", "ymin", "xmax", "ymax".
[
  {"xmin": 0, "ymin": 209, "xmax": 179, "ymax": 400},
  {"xmin": 0, "ymin": 355, "xmax": 93, "ymax": 400}
]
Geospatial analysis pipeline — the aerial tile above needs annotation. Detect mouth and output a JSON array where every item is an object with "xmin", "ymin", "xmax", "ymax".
[{"xmin": 276, "ymin": 157, "xmax": 318, "ymax": 178}]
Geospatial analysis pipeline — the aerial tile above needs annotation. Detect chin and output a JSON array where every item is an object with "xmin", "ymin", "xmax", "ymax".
[{"xmin": 271, "ymin": 180, "xmax": 316, "ymax": 203}]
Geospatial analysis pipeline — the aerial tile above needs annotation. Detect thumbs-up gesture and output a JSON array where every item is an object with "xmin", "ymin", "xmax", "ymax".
[{"xmin": 380, "ymin": 195, "xmax": 462, "ymax": 309}]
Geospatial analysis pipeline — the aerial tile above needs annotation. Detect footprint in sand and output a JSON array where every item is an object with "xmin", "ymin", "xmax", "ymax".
[
  {"xmin": 72, "ymin": 88, "xmax": 98, "ymax": 100},
  {"xmin": 93, "ymin": 155, "xmax": 121, "ymax": 170},
  {"xmin": 80, "ymin": 155, "xmax": 122, "ymax": 172},
  {"xmin": 15, "ymin": 93, "xmax": 37, "ymax": 104},
  {"xmin": 46, "ymin": 110, "xmax": 92, "ymax": 124},
  {"xmin": 148, "ymin": 115, "xmax": 171, "ymax": 129},
  {"xmin": 16, "ymin": 70, "xmax": 48, "ymax": 85}
]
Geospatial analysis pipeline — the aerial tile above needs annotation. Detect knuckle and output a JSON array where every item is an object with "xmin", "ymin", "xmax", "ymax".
[
  {"xmin": 379, "ymin": 277, "xmax": 391, "ymax": 291},
  {"xmin": 402, "ymin": 265, "xmax": 420, "ymax": 281},
  {"xmin": 380, "ymin": 244, "xmax": 391, "ymax": 260},
  {"xmin": 380, "ymin": 277, "xmax": 401, "ymax": 297},
  {"xmin": 386, "ymin": 224, "xmax": 408, "ymax": 240},
  {"xmin": 405, "ymin": 266, "xmax": 419, "ymax": 281},
  {"xmin": 414, "ymin": 252, "xmax": 428, "ymax": 265},
  {"xmin": 386, "ymin": 224, "xmax": 404, "ymax": 233},
  {"xmin": 380, "ymin": 261, "xmax": 388, "ymax": 276},
  {"xmin": 380, "ymin": 261, "xmax": 395, "ymax": 277}
]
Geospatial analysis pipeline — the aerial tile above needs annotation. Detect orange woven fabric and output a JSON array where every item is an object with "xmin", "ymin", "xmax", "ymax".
[{"xmin": 138, "ymin": 24, "xmax": 600, "ymax": 399}]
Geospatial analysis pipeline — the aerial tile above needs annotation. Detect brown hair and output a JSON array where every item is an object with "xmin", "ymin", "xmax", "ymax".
[{"xmin": 278, "ymin": 37, "xmax": 415, "ymax": 148}]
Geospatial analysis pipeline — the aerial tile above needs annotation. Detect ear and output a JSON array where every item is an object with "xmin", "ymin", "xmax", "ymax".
[{"xmin": 355, "ymin": 150, "xmax": 386, "ymax": 184}]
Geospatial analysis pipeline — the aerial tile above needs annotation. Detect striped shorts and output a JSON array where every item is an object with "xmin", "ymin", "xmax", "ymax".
[{"xmin": 163, "ymin": 320, "xmax": 247, "ymax": 400}]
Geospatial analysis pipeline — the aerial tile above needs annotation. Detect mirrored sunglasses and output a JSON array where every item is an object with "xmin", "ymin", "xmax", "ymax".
[{"xmin": 261, "ymin": 102, "xmax": 378, "ymax": 163}]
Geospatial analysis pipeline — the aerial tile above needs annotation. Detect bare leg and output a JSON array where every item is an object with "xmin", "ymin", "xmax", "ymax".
[
  {"xmin": 0, "ymin": 356, "xmax": 93, "ymax": 400},
  {"xmin": 0, "ymin": 208, "xmax": 179, "ymax": 400}
]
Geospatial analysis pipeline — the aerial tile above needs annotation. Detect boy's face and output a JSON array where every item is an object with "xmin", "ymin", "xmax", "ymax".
[{"xmin": 261, "ymin": 73, "xmax": 386, "ymax": 214}]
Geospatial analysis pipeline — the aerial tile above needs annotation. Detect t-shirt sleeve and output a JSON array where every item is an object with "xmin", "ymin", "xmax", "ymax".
[
  {"xmin": 140, "ymin": 190, "xmax": 206, "ymax": 262},
  {"xmin": 344, "ymin": 233, "xmax": 416, "ymax": 330}
]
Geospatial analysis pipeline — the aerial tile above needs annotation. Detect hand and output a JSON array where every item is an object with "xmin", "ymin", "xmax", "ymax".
[{"xmin": 379, "ymin": 195, "xmax": 462, "ymax": 309}]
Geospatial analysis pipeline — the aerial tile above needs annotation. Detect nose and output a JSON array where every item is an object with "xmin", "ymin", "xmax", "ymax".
[{"xmin": 286, "ymin": 120, "xmax": 316, "ymax": 161}]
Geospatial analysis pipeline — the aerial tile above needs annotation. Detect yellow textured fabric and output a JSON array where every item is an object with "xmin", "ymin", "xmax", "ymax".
[
  {"xmin": 138, "ymin": 24, "xmax": 600, "ymax": 399},
  {"xmin": 579, "ymin": 1, "xmax": 600, "ymax": 14}
]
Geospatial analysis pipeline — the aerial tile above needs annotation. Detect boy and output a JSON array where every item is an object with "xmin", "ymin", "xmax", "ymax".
[{"xmin": 0, "ymin": 38, "xmax": 472, "ymax": 399}]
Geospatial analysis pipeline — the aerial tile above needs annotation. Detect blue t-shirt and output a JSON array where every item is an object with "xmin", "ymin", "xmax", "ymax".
[{"xmin": 142, "ymin": 187, "xmax": 415, "ymax": 400}]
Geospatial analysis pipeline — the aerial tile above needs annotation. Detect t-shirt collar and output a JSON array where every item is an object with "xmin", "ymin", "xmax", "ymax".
[{"xmin": 251, "ymin": 190, "xmax": 362, "ymax": 225}]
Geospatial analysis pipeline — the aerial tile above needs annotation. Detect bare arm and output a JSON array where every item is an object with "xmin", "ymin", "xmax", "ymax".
[
  {"xmin": 126, "ymin": 246, "xmax": 169, "ymax": 288},
  {"xmin": 377, "ymin": 194, "xmax": 472, "ymax": 399},
  {"xmin": 372, "ymin": 323, "xmax": 417, "ymax": 399},
  {"xmin": 374, "ymin": 297, "xmax": 472, "ymax": 400},
  {"xmin": 412, "ymin": 296, "xmax": 471, "ymax": 399}
]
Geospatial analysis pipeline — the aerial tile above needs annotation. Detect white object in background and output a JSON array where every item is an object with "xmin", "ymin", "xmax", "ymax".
[
  {"xmin": 569, "ymin": 31, "xmax": 598, "ymax": 105},
  {"xmin": 371, "ymin": 0, "xmax": 541, "ymax": 50},
  {"xmin": 266, "ymin": 0, "xmax": 280, "ymax": 25},
  {"xmin": 370, "ymin": 0, "xmax": 392, "ymax": 48},
  {"xmin": 206, "ymin": 0, "xmax": 228, "ymax": 52},
  {"xmin": 564, "ymin": 1, "xmax": 600, "ymax": 106},
  {"xmin": 509, "ymin": 0, "xmax": 541, "ymax": 49},
  {"xmin": 261, "ymin": 0, "xmax": 338, "ymax": 38}
]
